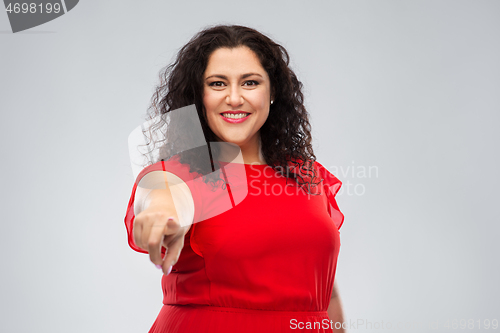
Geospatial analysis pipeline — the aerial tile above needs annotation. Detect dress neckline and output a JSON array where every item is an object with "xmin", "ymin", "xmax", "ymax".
[
  {"xmin": 218, "ymin": 161, "xmax": 269, "ymax": 167},
  {"xmin": 244, "ymin": 163, "xmax": 268, "ymax": 166}
]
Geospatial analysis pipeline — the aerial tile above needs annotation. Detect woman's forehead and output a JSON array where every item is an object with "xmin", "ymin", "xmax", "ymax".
[{"xmin": 204, "ymin": 46, "xmax": 266, "ymax": 77}]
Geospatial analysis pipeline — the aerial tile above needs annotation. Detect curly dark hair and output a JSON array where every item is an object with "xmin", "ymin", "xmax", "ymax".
[{"xmin": 142, "ymin": 24, "xmax": 322, "ymax": 195}]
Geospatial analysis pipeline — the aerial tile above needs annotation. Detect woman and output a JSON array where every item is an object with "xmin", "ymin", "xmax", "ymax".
[{"xmin": 124, "ymin": 25, "xmax": 346, "ymax": 332}]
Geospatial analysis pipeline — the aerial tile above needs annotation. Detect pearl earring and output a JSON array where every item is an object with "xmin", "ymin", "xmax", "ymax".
[{"xmin": 270, "ymin": 100, "xmax": 274, "ymax": 105}]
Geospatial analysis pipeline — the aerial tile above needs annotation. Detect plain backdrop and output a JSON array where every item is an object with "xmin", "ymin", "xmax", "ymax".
[{"xmin": 1, "ymin": 1, "xmax": 499, "ymax": 332}]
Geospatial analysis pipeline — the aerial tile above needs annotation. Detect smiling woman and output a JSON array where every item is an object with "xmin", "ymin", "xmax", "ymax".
[
  {"xmin": 203, "ymin": 46, "xmax": 272, "ymax": 163},
  {"xmin": 124, "ymin": 24, "xmax": 346, "ymax": 333}
]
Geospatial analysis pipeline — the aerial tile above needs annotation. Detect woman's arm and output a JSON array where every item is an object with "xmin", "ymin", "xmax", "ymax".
[
  {"xmin": 134, "ymin": 171, "xmax": 195, "ymax": 228},
  {"xmin": 327, "ymin": 281, "xmax": 346, "ymax": 332},
  {"xmin": 132, "ymin": 170, "xmax": 194, "ymax": 274}
]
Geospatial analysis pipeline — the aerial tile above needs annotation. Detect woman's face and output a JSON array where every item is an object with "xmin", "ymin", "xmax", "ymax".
[{"xmin": 203, "ymin": 46, "xmax": 272, "ymax": 153}]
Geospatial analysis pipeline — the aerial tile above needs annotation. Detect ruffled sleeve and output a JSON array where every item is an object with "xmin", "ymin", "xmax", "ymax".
[
  {"xmin": 315, "ymin": 161, "xmax": 345, "ymax": 231},
  {"xmin": 124, "ymin": 156, "xmax": 204, "ymax": 254}
]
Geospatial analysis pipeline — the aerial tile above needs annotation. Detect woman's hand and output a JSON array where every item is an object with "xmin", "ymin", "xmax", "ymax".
[{"xmin": 133, "ymin": 193, "xmax": 191, "ymax": 275}]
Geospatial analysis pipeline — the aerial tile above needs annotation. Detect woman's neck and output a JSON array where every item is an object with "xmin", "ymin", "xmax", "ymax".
[{"xmin": 215, "ymin": 136, "xmax": 266, "ymax": 165}]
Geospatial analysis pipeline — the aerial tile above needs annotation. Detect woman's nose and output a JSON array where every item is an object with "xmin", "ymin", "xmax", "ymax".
[{"xmin": 226, "ymin": 87, "xmax": 244, "ymax": 107}]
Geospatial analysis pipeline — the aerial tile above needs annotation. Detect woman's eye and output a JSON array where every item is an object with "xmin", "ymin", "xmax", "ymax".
[
  {"xmin": 243, "ymin": 80, "xmax": 259, "ymax": 86},
  {"xmin": 209, "ymin": 81, "xmax": 225, "ymax": 87}
]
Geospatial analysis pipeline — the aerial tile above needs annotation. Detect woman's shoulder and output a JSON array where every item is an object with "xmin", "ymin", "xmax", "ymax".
[
  {"xmin": 280, "ymin": 156, "xmax": 341, "ymax": 195},
  {"xmin": 135, "ymin": 154, "xmax": 200, "ymax": 184},
  {"xmin": 313, "ymin": 160, "xmax": 342, "ymax": 197}
]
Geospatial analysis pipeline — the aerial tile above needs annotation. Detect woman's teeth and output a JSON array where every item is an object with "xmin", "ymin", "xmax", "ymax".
[{"xmin": 222, "ymin": 113, "xmax": 249, "ymax": 119}]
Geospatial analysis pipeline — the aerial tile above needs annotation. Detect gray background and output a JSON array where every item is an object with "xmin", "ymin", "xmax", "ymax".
[{"xmin": 1, "ymin": 0, "xmax": 499, "ymax": 332}]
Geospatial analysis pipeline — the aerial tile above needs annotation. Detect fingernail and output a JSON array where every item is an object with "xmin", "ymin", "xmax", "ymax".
[
  {"xmin": 155, "ymin": 264, "xmax": 162, "ymax": 270},
  {"xmin": 166, "ymin": 265, "xmax": 172, "ymax": 275}
]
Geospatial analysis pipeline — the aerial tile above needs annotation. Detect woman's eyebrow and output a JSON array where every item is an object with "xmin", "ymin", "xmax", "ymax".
[{"xmin": 205, "ymin": 73, "xmax": 263, "ymax": 81}]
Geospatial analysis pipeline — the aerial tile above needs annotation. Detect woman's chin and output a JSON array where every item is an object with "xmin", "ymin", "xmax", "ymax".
[{"xmin": 217, "ymin": 137, "xmax": 244, "ymax": 147}]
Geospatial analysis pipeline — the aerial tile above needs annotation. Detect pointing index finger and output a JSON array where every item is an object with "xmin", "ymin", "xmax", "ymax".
[{"xmin": 148, "ymin": 217, "xmax": 175, "ymax": 266}]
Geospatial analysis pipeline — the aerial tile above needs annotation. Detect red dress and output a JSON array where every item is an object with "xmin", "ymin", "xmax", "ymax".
[{"xmin": 124, "ymin": 157, "xmax": 344, "ymax": 332}]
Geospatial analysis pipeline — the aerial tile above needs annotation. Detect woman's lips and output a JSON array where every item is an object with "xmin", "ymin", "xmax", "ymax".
[{"xmin": 220, "ymin": 112, "xmax": 250, "ymax": 123}]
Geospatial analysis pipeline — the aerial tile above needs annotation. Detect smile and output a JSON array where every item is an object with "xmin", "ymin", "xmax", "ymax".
[{"xmin": 220, "ymin": 112, "xmax": 250, "ymax": 123}]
